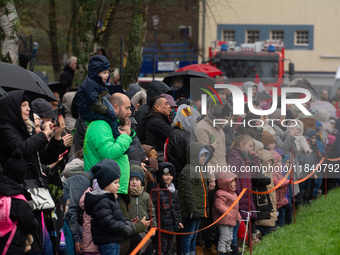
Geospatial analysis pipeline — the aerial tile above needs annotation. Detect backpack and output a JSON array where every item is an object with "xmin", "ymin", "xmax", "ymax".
[{"xmin": 0, "ymin": 194, "xmax": 27, "ymax": 255}]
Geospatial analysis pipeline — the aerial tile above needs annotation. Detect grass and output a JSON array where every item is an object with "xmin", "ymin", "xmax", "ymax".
[{"xmin": 246, "ymin": 188, "xmax": 340, "ymax": 255}]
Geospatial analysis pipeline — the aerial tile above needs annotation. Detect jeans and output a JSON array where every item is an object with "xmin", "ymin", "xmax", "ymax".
[
  {"xmin": 217, "ymin": 225, "xmax": 233, "ymax": 252},
  {"xmin": 98, "ymin": 242, "xmax": 120, "ymax": 255},
  {"xmin": 181, "ymin": 217, "xmax": 201, "ymax": 254},
  {"xmin": 232, "ymin": 222, "xmax": 239, "ymax": 246},
  {"xmin": 277, "ymin": 202, "xmax": 292, "ymax": 226}
]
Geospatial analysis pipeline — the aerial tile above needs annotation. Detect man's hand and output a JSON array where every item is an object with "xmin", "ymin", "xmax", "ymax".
[
  {"xmin": 208, "ymin": 181, "xmax": 216, "ymax": 191},
  {"xmin": 75, "ymin": 242, "xmax": 83, "ymax": 254},
  {"xmin": 130, "ymin": 217, "xmax": 139, "ymax": 223},
  {"xmin": 62, "ymin": 133, "xmax": 73, "ymax": 147},
  {"xmin": 43, "ymin": 121, "xmax": 54, "ymax": 138}
]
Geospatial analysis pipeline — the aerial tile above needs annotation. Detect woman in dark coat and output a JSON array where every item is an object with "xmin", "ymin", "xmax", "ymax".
[{"xmin": 0, "ymin": 90, "xmax": 65, "ymax": 253}]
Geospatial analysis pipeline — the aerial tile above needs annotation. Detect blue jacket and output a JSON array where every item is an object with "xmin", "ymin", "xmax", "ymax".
[{"xmin": 77, "ymin": 55, "xmax": 114, "ymax": 119}]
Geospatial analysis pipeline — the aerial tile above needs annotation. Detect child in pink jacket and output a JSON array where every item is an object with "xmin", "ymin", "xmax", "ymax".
[{"xmin": 213, "ymin": 172, "xmax": 241, "ymax": 254}]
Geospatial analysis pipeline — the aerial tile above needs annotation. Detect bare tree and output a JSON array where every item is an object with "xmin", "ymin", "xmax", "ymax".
[{"xmin": 0, "ymin": 0, "xmax": 19, "ymax": 64}]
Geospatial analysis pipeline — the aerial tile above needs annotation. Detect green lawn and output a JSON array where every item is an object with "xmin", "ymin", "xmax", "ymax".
[{"xmin": 247, "ymin": 188, "xmax": 340, "ymax": 255}]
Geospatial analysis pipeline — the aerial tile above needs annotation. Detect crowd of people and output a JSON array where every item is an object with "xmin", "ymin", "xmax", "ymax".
[{"xmin": 1, "ymin": 54, "xmax": 340, "ymax": 255}]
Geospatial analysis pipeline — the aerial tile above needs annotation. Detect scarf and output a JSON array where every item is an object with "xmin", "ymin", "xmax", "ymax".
[{"xmin": 130, "ymin": 186, "xmax": 144, "ymax": 196}]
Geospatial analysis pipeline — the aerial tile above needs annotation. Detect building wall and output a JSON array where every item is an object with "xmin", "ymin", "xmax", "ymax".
[{"xmin": 199, "ymin": 0, "xmax": 340, "ymax": 73}]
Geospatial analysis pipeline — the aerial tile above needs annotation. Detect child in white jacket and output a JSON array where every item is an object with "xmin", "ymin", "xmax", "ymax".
[{"xmin": 289, "ymin": 120, "xmax": 312, "ymax": 155}]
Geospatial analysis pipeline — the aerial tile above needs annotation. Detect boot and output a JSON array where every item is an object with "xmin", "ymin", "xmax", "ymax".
[
  {"xmin": 203, "ymin": 244, "xmax": 217, "ymax": 255},
  {"xmin": 195, "ymin": 245, "xmax": 204, "ymax": 255}
]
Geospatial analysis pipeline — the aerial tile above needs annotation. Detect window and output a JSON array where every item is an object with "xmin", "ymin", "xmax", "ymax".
[
  {"xmin": 271, "ymin": 30, "xmax": 284, "ymax": 40},
  {"xmin": 295, "ymin": 30, "xmax": 309, "ymax": 45},
  {"xmin": 222, "ymin": 30, "xmax": 235, "ymax": 42},
  {"xmin": 246, "ymin": 30, "xmax": 259, "ymax": 43}
]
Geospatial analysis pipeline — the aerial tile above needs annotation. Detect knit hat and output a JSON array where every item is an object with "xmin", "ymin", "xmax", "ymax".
[
  {"xmin": 315, "ymin": 121, "xmax": 323, "ymax": 132},
  {"xmin": 287, "ymin": 119, "xmax": 304, "ymax": 133},
  {"xmin": 329, "ymin": 119, "xmax": 336, "ymax": 124},
  {"xmin": 130, "ymin": 171, "xmax": 144, "ymax": 186},
  {"xmin": 262, "ymin": 131, "xmax": 276, "ymax": 147},
  {"xmin": 327, "ymin": 134, "xmax": 336, "ymax": 147},
  {"xmin": 269, "ymin": 150, "xmax": 281, "ymax": 166},
  {"xmin": 159, "ymin": 162, "xmax": 175, "ymax": 177},
  {"xmin": 253, "ymin": 139, "xmax": 264, "ymax": 153},
  {"xmin": 31, "ymin": 98, "xmax": 55, "ymax": 118},
  {"xmin": 3, "ymin": 151, "xmax": 27, "ymax": 184},
  {"xmin": 260, "ymin": 150, "xmax": 274, "ymax": 164},
  {"xmin": 282, "ymin": 154, "xmax": 290, "ymax": 165},
  {"xmin": 91, "ymin": 159, "xmax": 120, "ymax": 190},
  {"xmin": 269, "ymin": 108, "xmax": 281, "ymax": 120}
]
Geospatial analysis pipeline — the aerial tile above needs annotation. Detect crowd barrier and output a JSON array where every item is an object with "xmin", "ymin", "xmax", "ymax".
[{"xmin": 131, "ymin": 156, "xmax": 340, "ymax": 255}]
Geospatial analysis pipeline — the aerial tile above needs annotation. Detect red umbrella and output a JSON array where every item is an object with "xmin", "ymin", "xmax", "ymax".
[{"xmin": 176, "ymin": 63, "xmax": 223, "ymax": 77}]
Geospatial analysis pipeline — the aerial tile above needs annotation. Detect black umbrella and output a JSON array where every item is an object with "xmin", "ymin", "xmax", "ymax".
[
  {"xmin": 0, "ymin": 62, "xmax": 57, "ymax": 101},
  {"xmin": 35, "ymin": 70, "xmax": 49, "ymax": 85},
  {"xmin": 163, "ymin": 70, "xmax": 213, "ymax": 92},
  {"xmin": 0, "ymin": 86, "xmax": 8, "ymax": 98},
  {"xmin": 48, "ymin": 81, "xmax": 67, "ymax": 100}
]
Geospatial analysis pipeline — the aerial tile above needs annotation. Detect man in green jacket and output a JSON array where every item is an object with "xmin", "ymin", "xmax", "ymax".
[{"xmin": 83, "ymin": 93, "xmax": 134, "ymax": 194}]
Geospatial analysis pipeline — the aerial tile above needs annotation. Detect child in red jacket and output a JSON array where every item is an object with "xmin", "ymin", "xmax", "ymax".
[{"xmin": 213, "ymin": 172, "xmax": 241, "ymax": 254}]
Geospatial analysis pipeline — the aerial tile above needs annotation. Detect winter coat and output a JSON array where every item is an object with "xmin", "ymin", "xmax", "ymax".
[
  {"xmin": 118, "ymin": 198, "xmax": 146, "ymax": 255},
  {"xmin": 222, "ymin": 124, "xmax": 236, "ymax": 153},
  {"xmin": 178, "ymin": 143, "xmax": 212, "ymax": 218},
  {"xmin": 273, "ymin": 124, "xmax": 296, "ymax": 154},
  {"xmin": 315, "ymin": 108, "xmax": 334, "ymax": 138},
  {"xmin": 294, "ymin": 136, "xmax": 312, "ymax": 154},
  {"xmin": 0, "ymin": 90, "xmax": 63, "ymax": 180},
  {"xmin": 62, "ymin": 158, "xmax": 84, "ymax": 179},
  {"xmin": 77, "ymin": 55, "xmax": 114, "ymax": 118},
  {"xmin": 196, "ymin": 116, "xmax": 228, "ymax": 182},
  {"xmin": 125, "ymin": 83, "xmax": 141, "ymax": 99},
  {"xmin": 0, "ymin": 176, "xmax": 38, "ymax": 255},
  {"xmin": 84, "ymin": 190, "xmax": 126, "ymax": 245},
  {"xmin": 63, "ymin": 171, "xmax": 93, "ymax": 244},
  {"xmin": 153, "ymin": 164, "xmax": 182, "ymax": 232},
  {"xmin": 79, "ymin": 188, "xmax": 98, "ymax": 253},
  {"xmin": 62, "ymin": 91, "xmax": 77, "ymax": 133},
  {"xmin": 166, "ymin": 127, "xmax": 194, "ymax": 184},
  {"xmin": 129, "ymin": 190, "xmax": 157, "ymax": 229},
  {"xmin": 225, "ymin": 147, "xmax": 260, "ymax": 219},
  {"xmin": 83, "ymin": 120, "xmax": 134, "ymax": 194},
  {"xmin": 299, "ymin": 117, "xmax": 316, "ymax": 132},
  {"xmin": 235, "ymin": 125, "xmax": 263, "ymax": 142},
  {"xmin": 140, "ymin": 111, "xmax": 172, "ymax": 152},
  {"xmin": 213, "ymin": 173, "xmax": 241, "ymax": 226},
  {"xmin": 272, "ymin": 171, "xmax": 290, "ymax": 209},
  {"xmin": 135, "ymin": 80, "xmax": 172, "ymax": 127},
  {"xmin": 128, "ymin": 135, "xmax": 147, "ymax": 167},
  {"xmin": 59, "ymin": 64, "xmax": 75, "ymax": 89}
]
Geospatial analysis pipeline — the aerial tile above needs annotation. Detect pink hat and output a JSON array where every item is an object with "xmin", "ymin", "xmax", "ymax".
[{"xmin": 327, "ymin": 135, "xmax": 336, "ymax": 147}]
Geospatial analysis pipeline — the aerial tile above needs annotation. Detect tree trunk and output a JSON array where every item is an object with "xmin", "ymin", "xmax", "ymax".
[
  {"xmin": 48, "ymin": 0, "xmax": 61, "ymax": 81},
  {"xmin": 0, "ymin": 0, "xmax": 19, "ymax": 64},
  {"xmin": 66, "ymin": 0, "xmax": 80, "ymax": 58},
  {"xmin": 121, "ymin": 0, "xmax": 148, "ymax": 89},
  {"xmin": 72, "ymin": 0, "xmax": 98, "ymax": 86}
]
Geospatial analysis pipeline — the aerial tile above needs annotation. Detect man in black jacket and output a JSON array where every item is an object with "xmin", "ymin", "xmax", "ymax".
[
  {"xmin": 59, "ymin": 56, "xmax": 77, "ymax": 88},
  {"xmin": 139, "ymin": 96, "xmax": 172, "ymax": 152}
]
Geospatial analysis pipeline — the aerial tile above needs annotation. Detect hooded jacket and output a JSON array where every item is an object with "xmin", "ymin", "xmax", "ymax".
[
  {"xmin": 135, "ymin": 80, "xmax": 172, "ymax": 126},
  {"xmin": 59, "ymin": 63, "xmax": 75, "ymax": 88},
  {"xmin": 0, "ymin": 90, "xmax": 63, "ymax": 180},
  {"xmin": 84, "ymin": 190, "xmax": 126, "ymax": 245},
  {"xmin": 125, "ymin": 83, "xmax": 141, "ymax": 99},
  {"xmin": 62, "ymin": 91, "xmax": 77, "ymax": 133},
  {"xmin": 167, "ymin": 105, "xmax": 200, "ymax": 182},
  {"xmin": 315, "ymin": 108, "xmax": 334, "ymax": 138},
  {"xmin": 178, "ymin": 143, "xmax": 213, "ymax": 218},
  {"xmin": 77, "ymin": 55, "xmax": 114, "ymax": 118},
  {"xmin": 152, "ymin": 162, "xmax": 182, "ymax": 232},
  {"xmin": 226, "ymin": 147, "xmax": 260, "ymax": 219},
  {"xmin": 0, "ymin": 176, "xmax": 38, "ymax": 255},
  {"xmin": 212, "ymin": 172, "xmax": 241, "ymax": 226}
]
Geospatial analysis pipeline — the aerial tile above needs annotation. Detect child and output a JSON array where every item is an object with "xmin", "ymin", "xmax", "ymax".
[
  {"xmin": 84, "ymin": 159, "xmax": 135, "ymax": 255},
  {"xmin": 262, "ymin": 130, "xmax": 276, "ymax": 150},
  {"xmin": 153, "ymin": 162, "xmax": 183, "ymax": 255},
  {"xmin": 213, "ymin": 172, "xmax": 241, "ymax": 254},
  {"xmin": 226, "ymin": 135, "xmax": 261, "ymax": 247},
  {"xmin": 129, "ymin": 167, "xmax": 157, "ymax": 254},
  {"xmin": 0, "ymin": 156, "xmax": 38, "ymax": 255},
  {"xmin": 178, "ymin": 142, "xmax": 213, "ymax": 255},
  {"xmin": 271, "ymin": 150, "xmax": 292, "ymax": 227},
  {"xmin": 254, "ymin": 139, "xmax": 264, "ymax": 159},
  {"xmin": 77, "ymin": 55, "xmax": 120, "ymax": 138}
]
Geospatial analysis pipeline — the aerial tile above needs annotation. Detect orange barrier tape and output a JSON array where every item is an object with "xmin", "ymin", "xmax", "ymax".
[
  {"xmin": 326, "ymin": 157, "xmax": 340, "ymax": 162},
  {"xmin": 130, "ymin": 227, "xmax": 157, "ymax": 255},
  {"xmin": 293, "ymin": 157, "xmax": 325, "ymax": 184}
]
